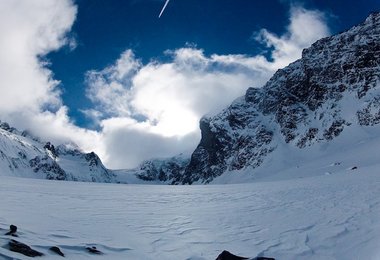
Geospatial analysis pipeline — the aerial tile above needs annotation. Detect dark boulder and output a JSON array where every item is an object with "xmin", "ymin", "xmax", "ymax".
[
  {"xmin": 8, "ymin": 239, "xmax": 44, "ymax": 257},
  {"xmin": 215, "ymin": 250, "xmax": 275, "ymax": 260},
  {"xmin": 86, "ymin": 246, "xmax": 103, "ymax": 254},
  {"xmin": 216, "ymin": 250, "xmax": 249, "ymax": 260},
  {"xmin": 5, "ymin": 225, "xmax": 17, "ymax": 236},
  {"xmin": 50, "ymin": 246, "xmax": 65, "ymax": 257}
]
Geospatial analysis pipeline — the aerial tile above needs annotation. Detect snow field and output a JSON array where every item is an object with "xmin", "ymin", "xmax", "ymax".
[{"xmin": 1, "ymin": 167, "xmax": 380, "ymax": 259}]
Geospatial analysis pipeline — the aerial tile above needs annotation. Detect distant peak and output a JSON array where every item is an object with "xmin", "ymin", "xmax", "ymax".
[
  {"xmin": 364, "ymin": 11, "xmax": 380, "ymax": 24},
  {"xmin": 368, "ymin": 11, "xmax": 380, "ymax": 17}
]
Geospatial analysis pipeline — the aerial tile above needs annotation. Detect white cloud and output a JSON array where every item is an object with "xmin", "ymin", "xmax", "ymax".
[
  {"xmin": 254, "ymin": 6, "xmax": 330, "ymax": 68},
  {"xmin": 99, "ymin": 117, "xmax": 198, "ymax": 169},
  {"xmin": 86, "ymin": 6, "xmax": 330, "ymax": 169},
  {"xmin": 0, "ymin": 0, "xmax": 100, "ymax": 154},
  {"xmin": 0, "ymin": 0, "xmax": 76, "ymax": 113},
  {"xmin": 86, "ymin": 50, "xmax": 141, "ymax": 118}
]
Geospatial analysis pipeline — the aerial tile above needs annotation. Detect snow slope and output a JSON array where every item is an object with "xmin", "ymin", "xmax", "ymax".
[
  {"xmin": 211, "ymin": 123, "xmax": 380, "ymax": 184},
  {"xmin": 1, "ymin": 164, "xmax": 380, "ymax": 259}
]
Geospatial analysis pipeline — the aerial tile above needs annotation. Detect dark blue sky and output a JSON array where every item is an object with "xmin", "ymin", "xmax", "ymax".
[{"xmin": 47, "ymin": 0, "xmax": 378, "ymax": 127}]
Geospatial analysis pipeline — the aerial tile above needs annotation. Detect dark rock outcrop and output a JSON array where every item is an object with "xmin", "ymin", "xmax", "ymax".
[
  {"xmin": 8, "ymin": 239, "xmax": 44, "ymax": 257},
  {"xmin": 215, "ymin": 250, "xmax": 276, "ymax": 260},
  {"xmin": 86, "ymin": 246, "xmax": 103, "ymax": 254},
  {"xmin": 29, "ymin": 155, "xmax": 67, "ymax": 180},
  {"xmin": 5, "ymin": 225, "xmax": 17, "ymax": 236},
  {"xmin": 216, "ymin": 250, "xmax": 249, "ymax": 260},
  {"xmin": 49, "ymin": 246, "xmax": 65, "ymax": 257}
]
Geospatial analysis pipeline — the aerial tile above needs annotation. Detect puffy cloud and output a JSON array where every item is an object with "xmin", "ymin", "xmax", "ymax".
[
  {"xmin": 86, "ymin": 50, "xmax": 141, "ymax": 118},
  {"xmin": 254, "ymin": 6, "xmax": 330, "ymax": 68},
  {"xmin": 0, "ymin": 0, "xmax": 100, "ymax": 154},
  {"xmin": 0, "ymin": 0, "xmax": 76, "ymax": 113},
  {"xmin": 86, "ymin": 6, "xmax": 330, "ymax": 168},
  {"xmin": 99, "ymin": 117, "xmax": 198, "ymax": 169},
  {"xmin": 7, "ymin": 108, "xmax": 100, "ymax": 152}
]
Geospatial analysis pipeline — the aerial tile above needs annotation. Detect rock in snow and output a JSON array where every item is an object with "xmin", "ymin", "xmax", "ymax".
[
  {"xmin": 4, "ymin": 225, "xmax": 17, "ymax": 236},
  {"xmin": 86, "ymin": 246, "xmax": 103, "ymax": 255},
  {"xmin": 215, "ymin": 250, "xmax": 276, "ymax": 260},
  {"xmin": 8, "ymin": 239, "xmax": 44, "ymax": 257},
  {"xmin": 216, "ymin": 250, "xmax": 249, "ymax": 259},
  {"xmin": 49, "ymin": 246, "xmax": 65, "ymax": 257}
]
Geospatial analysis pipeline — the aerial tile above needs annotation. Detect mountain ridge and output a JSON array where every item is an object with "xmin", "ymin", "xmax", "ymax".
[
  {"xmin": 0, "ymin": 121, "xmax": 116, "ymax": 182},
  {"xmin": 180, "ymin": 11, "xmax": 380, "ymax": 183}
]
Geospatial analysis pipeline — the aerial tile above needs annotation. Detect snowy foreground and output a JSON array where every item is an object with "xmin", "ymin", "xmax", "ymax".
[{"xmin": 1, "ymin": 169, "xmax": 380, "ymax": 260}]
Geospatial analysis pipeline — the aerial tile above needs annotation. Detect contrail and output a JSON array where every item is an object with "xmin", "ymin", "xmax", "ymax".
[{"xmin": 159, "ymin": 0, "xmax": 170, "ymax": 18}]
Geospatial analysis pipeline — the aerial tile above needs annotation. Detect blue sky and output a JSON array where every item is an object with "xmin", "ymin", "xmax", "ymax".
[{"xmin": 0, "ymin": 0, "xmax": 378, "ymax": 168}]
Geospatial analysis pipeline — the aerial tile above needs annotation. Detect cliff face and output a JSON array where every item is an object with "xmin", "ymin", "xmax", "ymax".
[{"xmin": 183, "ymin": 12, "xmax": 380, "ymax": 184}]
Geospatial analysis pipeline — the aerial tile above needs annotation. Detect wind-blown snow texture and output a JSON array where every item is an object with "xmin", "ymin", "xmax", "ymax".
[
  {"xmin": 182, "ymin": 12, "xmax": 380, "ymax": 184},
  {"xmin": 0, "ymin": 122, "xmax": 115, "ymax": 182},
  {"xmin": 1, "ymin": 166, "xmax": 380, "ymax": 259}
]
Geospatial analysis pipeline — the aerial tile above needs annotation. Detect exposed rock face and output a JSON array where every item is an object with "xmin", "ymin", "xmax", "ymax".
[
  {"xmin": 216, "ymin": 250, "xmax": 249, "ymax": 260},
  {"xmin": 8, "ymin": 239, "xmax": 44, "ymax": 257},
  {"xmin": 29, "ymin": 155, "xmax": 67, "ymax": 180},
  {"xmin": 183, "ymin": 12, "xmax": 380, "ymax": 184},
  {"xmin": 82, "ymin": 151, "xmax": 115, "ymax": 182},
  {"xmin": 49, "ymin": 246, "xmax": 65, "ymax": 257}
]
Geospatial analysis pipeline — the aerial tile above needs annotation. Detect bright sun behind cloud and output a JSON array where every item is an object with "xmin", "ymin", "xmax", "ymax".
[{"xmin": 152, "ymin": 109, "xmax": 199, "ymax": 137}]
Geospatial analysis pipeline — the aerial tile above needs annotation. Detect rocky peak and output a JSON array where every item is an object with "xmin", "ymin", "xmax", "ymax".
[
  {"xmin": 182, "ymin": 12, "xmax": 380, "ymax": 184},
  {"xmin": 44, "ymin": 142, "xmax": 58, "ymax": 159}
]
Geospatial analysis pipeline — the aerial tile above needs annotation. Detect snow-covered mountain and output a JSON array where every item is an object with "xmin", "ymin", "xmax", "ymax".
[
  {"xmin": 178, "ymin": 12, "xmax": 380, "ymax": 184},
  {"xmin": 1, "ymin": 13, "xmax": 380, "ymax": 185},
  {"xmin": 0, "ymin": 120, "xmax": 190, "ymax": 184},
  {"xmin": 0, "ymin": 121, "xmax": 115, "ymax": 182}
]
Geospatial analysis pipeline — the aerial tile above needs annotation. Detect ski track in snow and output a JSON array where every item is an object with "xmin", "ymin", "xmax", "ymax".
[{"xmin": 1, "ymin": 170, "xmax": 380, "ymax": 259}]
